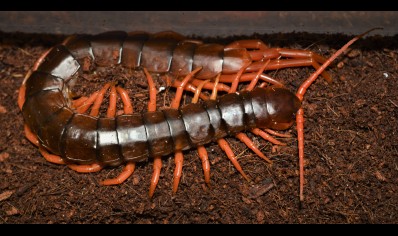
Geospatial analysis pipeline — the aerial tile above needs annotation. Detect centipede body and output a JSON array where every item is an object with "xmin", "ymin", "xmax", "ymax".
[{"xmin": 18, "ymin": 29, "xmax": 372, "ymax": 200}]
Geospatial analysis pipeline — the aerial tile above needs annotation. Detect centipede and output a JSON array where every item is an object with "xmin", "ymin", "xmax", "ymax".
[{"xmin": 18, "ymin": 29, "xmax": 378, "ymax": 201}]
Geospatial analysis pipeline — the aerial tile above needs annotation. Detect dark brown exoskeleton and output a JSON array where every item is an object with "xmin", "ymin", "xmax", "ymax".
[{"xmin": 18, "ymin": 29, "xmax": 376, "ymax": 201}]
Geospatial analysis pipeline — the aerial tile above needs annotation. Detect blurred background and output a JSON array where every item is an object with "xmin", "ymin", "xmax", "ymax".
[{"xmin": 0, "ymin": 11, "xmax": 396, "ymax": 36}]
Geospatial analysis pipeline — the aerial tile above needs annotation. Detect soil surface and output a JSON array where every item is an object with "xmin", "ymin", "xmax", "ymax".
[{"xmin": 0, "ymin": 30, "xmax": 397, "ymax": 224}]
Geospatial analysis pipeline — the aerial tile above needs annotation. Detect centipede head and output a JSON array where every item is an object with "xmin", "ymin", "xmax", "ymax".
[
  {"xmin": 267, "ymin": 87, "xmax": 301, "ymax": 130},
  {"xmin": 252, "ymin": 86, "xmax": 301, "ymax": 131}
]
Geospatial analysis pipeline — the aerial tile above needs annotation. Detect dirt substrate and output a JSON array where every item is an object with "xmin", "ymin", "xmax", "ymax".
[{"xmin": 0, "ymin": 30, "xmax": 397, "ymax": 224}]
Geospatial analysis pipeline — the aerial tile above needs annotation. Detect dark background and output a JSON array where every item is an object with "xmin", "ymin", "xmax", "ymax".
[{"xmin": 0, "ymin": 11, "xmax": 397, "ymax": 37}]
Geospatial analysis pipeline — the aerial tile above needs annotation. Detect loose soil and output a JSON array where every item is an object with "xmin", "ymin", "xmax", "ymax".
[{"xmin": 0, "ymin": 30, "xmax": 397, "ymax": 224}]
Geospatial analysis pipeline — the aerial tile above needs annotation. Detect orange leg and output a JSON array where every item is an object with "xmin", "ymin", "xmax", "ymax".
[
  {"xmin": 235, "ymin": 133, "xmax": 272, "ymax": 164},
  {"xmin": 263, "ymin": 128, "xmax": 292, "ymax": 138},
  {"xmin": 89, "ymin": 82, "xmax": 111, "ymax": 116},
  {"xmin": 162, "ymin": 67, "xmax": 224, "ymax": 100},
  {"xmin": 170, "ymin": 67, "xmax": 202, "ymax": 109},
  {"xmin": 247, "ymin": 58, "xmax": 332, "ymax": 84},
  {"xmin": 206, "ymin": 70, "xmax": 244, "ymax": 183},
  {"xmin": 229, "ymin": 62, "xmax": 251, "ymax": 93},
  {"xmin": 172, "ymin": 151, "xmax": 184, "ymax": 193},
  {"xmin": 148, "ymin": 156, "xmax": 162, "ymax": 198},
  {"xmin": 210, "ymin": 75, "xmax": 221, "ymax": 101},
  {"xmin": 226, "ymin": 39, "xmax": 332, "ymax": 83},
  {"xmin": 72, "ymin": 96, "xmax": 89, "ymax": 108},
  {"xmin": 197, "ymin": 146, "xmax": 211, "ymax": 186},
  {"xmin": 251, "ymin": 128, "xmax": 287, "ymax": 146},
  {"xmin": 190, "ymin": 79, "xmax": 213, "ymax": 188},
  {"xmin": 99, "ymin": 85, "xmax": 136, "ymax": 186},
  {"xmin": 226, "ymin": 63, "xmax": 274, "ymax": 166},
  {"xmin": 217, "ymin": 139, "xmax": 250, "ymax": 182},
  {"xmin": 68, "ymin": 83, "xmax": 111, "ymax": 174},
  {"xmin": 76, "ymin": 91, "xmax": 99, "ymax": 114},
  {"xmin": 68, "ymin": 163, "xmax": 103, "ymax": 172},
  {"xmin": 100, "ymin": 162, "xmax": 136, "ymax": 185},
  {"xmin": 220, "ymin": 73, "xmax": 284, "ymax": 88},
  {"xmin": 106, "ymin": 85, "xmax": 117, "ymax": 118},
  {"xmin": 39, "ymin": 145, "xmax": 65, "ymax": 164},
  {"xmin": 143, "ymin": 68, "xmax": 164, "ymax": 198},
  {"xmin": 17, "ymin": 84, "xmax": 26, "ymax": 110},
  {"xmin": 244, "ymin": 59, "xmax": 271, "ymax": 92},
  {"xmin": 192, "ymin": 79, "xmax": 210, "ymax": 103},
  {"xmin": 24, "ymin": 124, "xmax": 39, "ymax": 147},
  {"xmin": 166, "ymin": 76, "xmax": 209, "ymax": 101},
  {"xmin": 169, "ymin": 69, "xmax": 206, "ymax": 194},
  {"xmin": 116, "ymin": 87, "xmax": 133, "ymax": 114},
  {"xmin": 143, "ymin": 68, "xmax": 157, "ymax": 111},
  {"xmin": 191, "ymin": 78, "xmax": 230, "ymax": 93}
]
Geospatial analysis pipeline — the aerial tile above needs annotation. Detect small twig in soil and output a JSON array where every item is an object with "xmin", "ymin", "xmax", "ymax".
[{"xmin": 389, "ymin": 99, "xmax": 398, "ymax": 108}]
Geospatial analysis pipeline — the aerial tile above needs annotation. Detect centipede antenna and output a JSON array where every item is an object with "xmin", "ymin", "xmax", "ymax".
[{"xmin": 296, "ymin": 27, "xmax": 383, "ymax": 101}]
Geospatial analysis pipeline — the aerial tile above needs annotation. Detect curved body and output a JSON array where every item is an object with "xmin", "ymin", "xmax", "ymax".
[
  {"xmin": 22, "ymin": 73, "xmax": 300, "ymax": 167},
  {"xmin": 20, "ymin": 27, "xmax": 369, "ymax": 201},
  {"xmin": 20, "ymin": 31, "xmax": 301, "ymax": 167}
]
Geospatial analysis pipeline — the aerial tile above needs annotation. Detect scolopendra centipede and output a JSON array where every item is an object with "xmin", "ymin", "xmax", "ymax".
[{"xmin": 18, "ymin": 29, "xmax": 379, "ymax": 202}]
